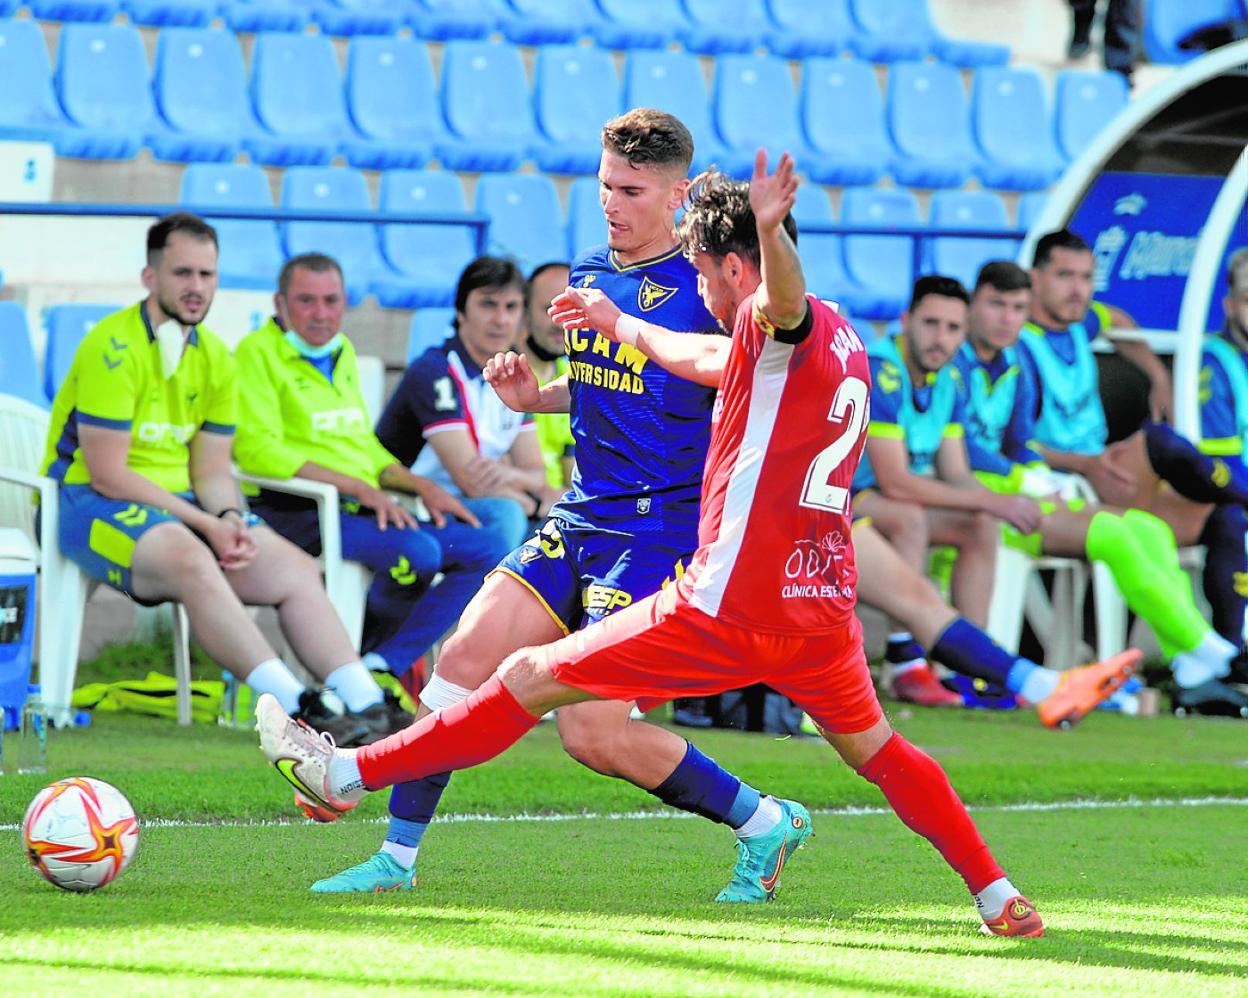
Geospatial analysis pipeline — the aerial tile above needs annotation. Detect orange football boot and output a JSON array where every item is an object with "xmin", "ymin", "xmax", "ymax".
[{"xmin": 1037, "ymin": 649, "xmax": 1142, "ymax": 730}]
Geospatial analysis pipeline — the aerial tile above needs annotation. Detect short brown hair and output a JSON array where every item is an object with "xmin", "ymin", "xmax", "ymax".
[
  {"xmin": 278, "ymin": 252, "xmax": 344, "ymax": 297},
  {"xmin": 601, "ymin": 108, "xmax": 694, "ymax": 173},
  {"xmin": 1227, "ymin": 247, "xmax": 1248, "ymax": 294},
  {"xmin": 676, "ymin": 168, "xmax": 797, "ymax": 270},
  {"xmin": 147, "ymin": 211, "xmax": 217, "ymax": 265},
  {"xmin": 975, "ymin": 260, "xmax": 1031, "ymax": 294}
]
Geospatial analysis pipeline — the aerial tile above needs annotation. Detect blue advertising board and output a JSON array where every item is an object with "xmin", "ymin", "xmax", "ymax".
[{"xmin": 1069, "ymin": 171, "xmax": 1232, "ymax": 331}]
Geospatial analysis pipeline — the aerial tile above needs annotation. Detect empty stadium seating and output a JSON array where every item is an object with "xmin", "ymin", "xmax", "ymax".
[
  {"xmin": 1016, "ymin": 190, "xmax": 1051, "ymax": 234},
  {"xmin": 680, "ymin": 0, "xmax": 774, "ymax": 56},
  {"xmin": 886, "ymin": 61, "xmax": 977, "ymax": 189},
  {"xmin": 55, "ymin": 22, "xmax": 153, "ymax": 159},
  {"xmin": 377, "ymin": 169, "xmax": 477, "ymax": 308},
  {"xmin": 222, "ymin": 0, "xmax": 307, "ymax": 34},
  {"xmin": 438, "ymin": 39, "xmax": 536, "ymax": 172},
  {"xmin": 30, "ymin": 0, "xmax": 117, "ymax": 22},
  {"xmin": 926, "ymin": 190, "xmax": 1016, "ymax": 290},
  {"xmin": 622, "ymin": 49, "xmax": 726, "ymax": 172},
  {"xmin": 411, "ymin": 0, "xmax": 506, "ymax": 42},
  {"xmin": 0, "ymin": 18, "xmax": 70, "ymax": 146},
  {"xmin": 150, "ymin": 27, "xmax": 249, "ymax": 163},
  {"xmin": 766, "ymin": 0, "xmax": 856, "ymax": 59},
  {"xmin": 1143, "ymin": 0, "xmax": 1242, "ymax": 64},
  {"xmin": 800, "ymin": 57, "xmax": 891, "ymax": 186},
  {"xmin": 407, "ymin": 306, "xmax": 456, "ymax": 363},
  {"xmin": 474, "ymin": 173, "xmax": 565, "ymax": 274},
  {"xmin": 567, "ymin": 176, "xmax": 607, "ymax": 260},
  {"xmin": 713, "ymin": 53, "xmax": 812, "ymax": 179},
  {"xmin": 841, "ymin": 187, "xmax": 923, "ymax": 320},
  {"xmin": 343, "ymin": 35, "xmax": 444, "ymax": 170},
  {"xmin": 246, "ymin": 32, "xmax": 348, "ymax": 167},
  {"xmin": 592, "ymin": 0, "xmax": 683, "ymax": 50},
  {"xmin": 43, "ymin": 303, "xmax": 122, "ymax": 402},
  {"xmin": 502, "ymin": 0, "xmax": 599, "ymax": 45},
  {"xmin": 972, "ymin": 66, "xmax": 1064, "ymax": 191},
  {"xmin": 1055, "ymin": 69, "xmax": 1130, "ymax": 163},
  {"xmin": 122, "ymin": 0, "xmax": 216, "ymax": 27},
  {"xmin": 180, "ymin": 162, "xmax": 286, "ymax": 291},
  {"xmin": 313, "ymin": 0, "xmax": 409, "ymax": 38},
  {"xmin": 532, "ymin": 44, "xmax": 621, "ymax": 176},
  {"xmin": 0, "ymin": 304, "xmax": 47, "ymax": 409},
  {"xmin": 792, "ymin": 183, "xmax": 865, "ymax": 314}
]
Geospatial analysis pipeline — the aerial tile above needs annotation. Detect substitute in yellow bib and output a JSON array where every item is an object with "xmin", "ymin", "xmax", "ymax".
[{"xmin": 41, "ymin": 212, "xmax": 407, "ymax": 745}]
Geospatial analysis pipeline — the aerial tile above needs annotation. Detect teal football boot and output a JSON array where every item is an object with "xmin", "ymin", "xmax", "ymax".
[
  {"xmin": 310, "ymin": 851, "xmax": 416, "ymax": 893},
  {"xmin": 715, "ymin": 799, "xmax": 813, "ymax": 903}
]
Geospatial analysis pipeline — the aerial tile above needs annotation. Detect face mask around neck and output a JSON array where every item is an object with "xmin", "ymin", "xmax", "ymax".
[{"xmin": 284, "ymin": 330, "xmax": 342, "ymax": 359}]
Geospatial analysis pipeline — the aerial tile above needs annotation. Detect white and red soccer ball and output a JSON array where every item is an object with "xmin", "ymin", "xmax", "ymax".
[{"xmin": 22, "ymin": 777, "xmax": 139, "ymax": 892}]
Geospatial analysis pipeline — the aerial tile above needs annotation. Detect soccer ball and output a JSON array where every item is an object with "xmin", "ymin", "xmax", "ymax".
[{"xmin": 22, "ymin": 777, "xmax": 140, "ymax": 892}]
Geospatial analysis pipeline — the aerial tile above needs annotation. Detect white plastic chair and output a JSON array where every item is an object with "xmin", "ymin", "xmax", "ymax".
[
  {"xmin": 356, "ymin": 354, "xmax": 386, "ymax": 425},
  {"xmin": 0, "ymin": 393, "xmax": 194, "ymax": 726}
]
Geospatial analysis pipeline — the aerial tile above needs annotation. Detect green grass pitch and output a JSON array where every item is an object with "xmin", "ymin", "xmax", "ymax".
[{"xmin": 1, "ymin": 706, "xmax": 1246, "ymax": 996}]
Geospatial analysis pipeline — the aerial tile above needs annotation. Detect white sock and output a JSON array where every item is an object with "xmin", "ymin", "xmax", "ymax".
[
  {"xmin": 734, "ymin": 795, "xmax": 783, "ymax": 839},
  {"xmin": 244, "ymin": 658, "xmax": 305, "ymax": 714},
  {"xmin": 325, "ymin": 660, "xmax": 384, "ymax": 712},
  {"xmin": 361, "ymin": 651, "xmax": 388, "ymax": 673},
  {"xmin": 890, "ymin": 658, "xmax": 926, "ymax": 678},
  {"xmin": 973, "ymin": 876, "xmax": 1019, "ymax": 920},
  {"xmin": 1021, "ymin": 666, "xmax": 1062, "ymax": 705},
  {"xmin": 328, "ymin": 749, "xmax": 368, "ymax": 802},
  {"xmin": 1189, "ymin": 630, "xmax": 1234, "ymax": 679},
  {"xmin": 1172, "ymin": 652, "xmax": 1218, "ymax": 689},
  {"xmin": 381, "ymin": 840, "xmax": 419, "ymax": 869}
]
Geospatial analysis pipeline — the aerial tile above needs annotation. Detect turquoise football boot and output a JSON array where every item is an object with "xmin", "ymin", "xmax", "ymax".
[
  {"xmin": 310, "ymin": 851, "xmax": 416, "ymax": 893},
  {"xmin": 715, "ymin": 799, "xmax": 813, "ymax": 903}
]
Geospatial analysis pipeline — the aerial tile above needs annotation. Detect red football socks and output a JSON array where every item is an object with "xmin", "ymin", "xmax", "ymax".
[
  {"xmin": 857, "ymin": 732, "xmax": 1004, "ymax": 894},
  {"xmin": 356, "ymin": 674, "xmax": 541, "ymax": 790}
]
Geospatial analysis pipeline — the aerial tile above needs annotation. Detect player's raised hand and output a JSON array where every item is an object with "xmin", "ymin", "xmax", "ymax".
[
  {"xmin": 484, "ymin": 350, "xmax": 542, "ymax": 412},
  {"xmin": 749, "ymin": 149, "xmax": 798, "ymax": 234},
  {"xmin": 549, "ymin": 287, "xmax": 622, "ymax": 339}
]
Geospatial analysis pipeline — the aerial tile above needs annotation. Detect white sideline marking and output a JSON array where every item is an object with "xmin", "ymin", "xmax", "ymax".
[{"xmin": 3, "ymin": 796, "xmax": 1246, "ymax": 833}]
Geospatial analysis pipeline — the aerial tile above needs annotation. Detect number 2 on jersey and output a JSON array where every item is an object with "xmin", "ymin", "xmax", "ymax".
[{"xmin": 799, "ymin": 376, "xmax": 868, "ymax": 514}]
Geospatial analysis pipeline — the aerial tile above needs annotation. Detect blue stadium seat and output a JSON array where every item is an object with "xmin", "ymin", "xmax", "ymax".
[
  {"xmin": 314, "ymin": 0, "xmax": 411, "ymax": 37},
  {"xmin": 886, "ymin": 61, "xmax": 977, "ymax": 189},
  {"xmin": 622, "ymin": 49, "xmax": 725, "ymax": 172},
  {"xmin": 766, "ymin": 0, "xmax": 858, "ymax": 59},
  {"xmin": 475, "ymin": 173, "xmax": 566, "ymax": 275},
  {"xmin": 180, "ymin": 163, "xmax": 285, "ymax": 292},
  {"xmin": 926, "ymin": 190, "xmax": 1015, "ymax": 291},
  {"xmin": 972, "ymin": 66, "xmax": 1063, "ymax": 191},
  {"xmin": 54, "ymin": 23, "xmax": 153, "ymax": 160},
  {"xmin": 150, "ymin": 28, "xmax": 251, "ymax": 164},
  {"xmin": 410, "ymin": 0, "xmax": 506, "ymax": 41},
  {"xmin": 800, "ymin": 57, "xmax": 892, "ymax": 187},
  {"xmin": 1016, "ymin": 191, "xmax": 1049, "ymax": 234},
  {"xmin": 29, "ymin": 1, "xmax": 118, "ymax": 22},
  {"xmin": 849, "ymin": 0, "xmax": 931, "ymax": 62},
  {"xmin": 681, "ymin": 0, "xmax": 772, "ymax": 55},
  {"xmin": 567, "ymin": 176, "xmax": 607, "ymax": 259},
  {"xmin": 222, "ymin": 1, "xmax": 308, "ymax": 33},
  {"xmin": 0, "ymin": 1, "xmax": 19, "ymax": 13},
  {"xmin": 1144, "ymin": 0, "xmax": 1239, "ymax": 63},
  {"xmin": 246, "ymin": 32, "xmax": 348, "ymax": 167},
  {"xmin": 592, "ymin": 0, "xmax": 684, "ymax": 50},
  {"xmin": 841, "ymin": 187, "xmax": 923, "ymax": 321},
  {"xmin": 407, "ymin": 307, "xmax": 456, "ymax": 363},
  {"xmin": 503, "ymin": 0, "xmax": 600, "ymax": 44},
  {"xmin": 713, "ymin": 53, "xmax": 813, "ymax": 180},
  {"xmin": 44, "ymin": 304, "xmax": 122, "ymax": 403},
  {"xmin": 1055, "ymin": 69, "xmax": 1129, "ymax": 164},
  {"xmin": 281, "ymin": 167, "xmax": 403, "ymax": 306},
  {"xmin": 0, "ymin": 19, "xmax": 71, "ymax": 146},
  {"xmin": 343, "ymin": 36, "xmax": 443, "ymax": 170},
  {"xmin": 121, "ymin": 0, "xmax": 216, "ymax": 27},
  {"xmin": 0, "ymin": 304, "xmax": 48, "ymax": 409},
  {"xmin": 438, "ymin": 40, "xmax": 536, "ymax": 173},
  {"xmin": 376, "ymin": 170, "xmax": 477, "ymax": 309},
  {"xmin": 791, "ymin": 184, "xmax": 871, "ymax": 316},
  {"xmin": 533, "ymin": 45, "xmax": 621, "ymax": 176}
]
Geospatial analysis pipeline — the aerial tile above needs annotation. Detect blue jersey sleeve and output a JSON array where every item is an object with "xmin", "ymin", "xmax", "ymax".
[
  {"xmin": 1199, "ymin": 348, "xmax": 1242, "ymax": 457},
  {"xmin": 375, "ymin": 347, "xmax": 459, "ymax": 467}
]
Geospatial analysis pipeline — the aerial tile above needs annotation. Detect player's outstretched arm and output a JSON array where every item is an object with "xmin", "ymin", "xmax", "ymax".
[
  {"xmin": 549, "ymin": 287, "xmax": 729, "ymax": 387},
  {"xmin": 749, "ymin": 150, "xmax": 806, "ymax": 332}
]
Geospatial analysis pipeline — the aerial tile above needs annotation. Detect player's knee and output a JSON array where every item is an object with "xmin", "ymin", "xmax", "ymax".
[
  {"xmin": 433, "ymin": 631, "xmax": 493, "ymax": 689},
  {"xmin": 556, "ymin": 712, "xmax": 622, "ymax": 777},
  {"xmin": 967, "ymin": 510, "xmax": 999, "ymax": 548},
  {"xmin": 888, "ymin": 502, "xmax": 929, "ymax": 547}
]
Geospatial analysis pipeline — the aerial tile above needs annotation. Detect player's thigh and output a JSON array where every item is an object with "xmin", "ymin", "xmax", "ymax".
[
  {"xmin": 1145, "ymin": 489, "xmax": 1212, "ymax": 547},
  {"xmin": 925, "ymin": 506, "xmax": 995, "ymax": 549},
  {"xmin": 435, "ymin": 569, "xmax": 568, "ymax": 688},
  {"xmin": 852, "ymin": 522, "xmax": 953, "ymax": 626},
  {"xmin": 220, "ymin": 524, "xmax": 322, "ymax": 606},
  {"xmin": 853, "ymin": 491, "xmax": 928, "ymax": 547}
]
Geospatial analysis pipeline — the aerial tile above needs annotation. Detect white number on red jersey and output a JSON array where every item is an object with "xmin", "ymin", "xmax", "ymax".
[{"xmin": 799, "ymin": 376, "xmax": 869, "ymax": 514}]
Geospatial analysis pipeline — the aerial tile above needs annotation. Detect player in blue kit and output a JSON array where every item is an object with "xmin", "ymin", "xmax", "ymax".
[{"xmin": 308, "ymin": 109, "xmax": 810, "ymax": 899}]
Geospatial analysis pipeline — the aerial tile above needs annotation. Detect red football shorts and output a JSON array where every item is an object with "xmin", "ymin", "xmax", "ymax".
[{"xmin": 538, "ymin": 583, "xmax": 882, "ymax": 735}]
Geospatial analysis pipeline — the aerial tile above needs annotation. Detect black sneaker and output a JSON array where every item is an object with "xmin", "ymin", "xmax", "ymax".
[
  {"xmin": 352, "ymin": 690, "xmax": 416, "ymax": 745},
  {"xmin": 1172, "ymin": 678, "xmax": 1248, "ymax": 719},
  {"xmin": 293, "ymin": 689, "xmax": 372, "ymax": 747}
]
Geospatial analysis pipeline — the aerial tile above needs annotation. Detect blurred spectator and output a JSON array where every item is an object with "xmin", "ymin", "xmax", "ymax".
[
  {"xmin": 233, "ymin": 253, "xmax": 507, "ymax": 691},
  {"xmin": 376, "ymin": 256, "xmax": 561, "ymax": 552},
  {"xmin": 42, "ymin": 214, "xmax": 395, "ymax": 745},
  {"xmin": 523, "ymin": 261, "xmax": 575, "ymax": 491},
  {"xmin": 1068, "ymin": 0, "xmax": 1139, "ymax": 85}
]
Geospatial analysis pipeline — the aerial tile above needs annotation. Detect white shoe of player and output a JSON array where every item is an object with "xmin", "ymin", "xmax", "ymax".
[{"xmin": 256, "ymin": 693, "xmax": 361, "ymax": 821}]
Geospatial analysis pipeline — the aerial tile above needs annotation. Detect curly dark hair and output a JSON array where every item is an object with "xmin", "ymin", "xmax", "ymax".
[
  {"xmin": 676, "ymin": 168, "xmax": 797, "ymax": 269},
  {"xmin": 601, "ymin": 108, "xmax": 694, "ymax": 172}
]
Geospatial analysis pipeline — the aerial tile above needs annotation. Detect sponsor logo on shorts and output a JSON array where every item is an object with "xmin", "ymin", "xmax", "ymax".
[{"xmin": 583, "ymin": 585, "xmax": 632, "ymax": 614}]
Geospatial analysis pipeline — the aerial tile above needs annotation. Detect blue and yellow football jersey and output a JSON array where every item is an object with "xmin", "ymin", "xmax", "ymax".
[{"xmin": 554, "ymin": 244, "xmax": 720, "ymax": 537}]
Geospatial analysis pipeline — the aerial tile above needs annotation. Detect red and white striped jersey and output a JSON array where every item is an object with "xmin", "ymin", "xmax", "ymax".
[{"xmin": 678, "ymin": 294, "xmax": 870, "ymax": 634}]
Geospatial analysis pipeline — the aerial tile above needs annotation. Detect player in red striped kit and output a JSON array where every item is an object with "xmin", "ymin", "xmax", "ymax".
[{"xmin": 257, "ymin": 151, "xmax": 1043, "ymax": 937}]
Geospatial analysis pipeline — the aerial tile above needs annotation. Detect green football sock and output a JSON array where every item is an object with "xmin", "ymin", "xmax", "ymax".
[{"xmin": 1084, "ymin": 511, "xmax": 1208, "ymax": 657}]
